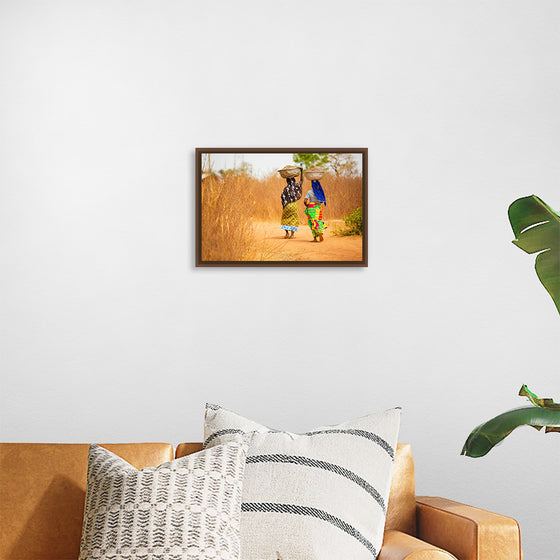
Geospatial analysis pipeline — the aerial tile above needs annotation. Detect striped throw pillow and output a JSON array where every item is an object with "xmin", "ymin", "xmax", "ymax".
[
  {"xmin": 79, "ymin": 442, "xmax": 247, "ymax": 560},
  {"xmin": 204, "ymin": 404, "xmax": 401, "ymax": 560}
]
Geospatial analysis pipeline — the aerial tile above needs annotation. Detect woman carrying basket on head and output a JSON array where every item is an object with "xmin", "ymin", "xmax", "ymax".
[
  {"xmin": 279, "ymin": 165, "xmax": 304, "ymax": 239},
  {"xmin": 304, "ymin": 169, "xmax": 327, "ymax": 242}
]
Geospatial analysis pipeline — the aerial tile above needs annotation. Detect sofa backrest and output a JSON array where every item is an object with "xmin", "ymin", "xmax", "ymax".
[
  {"xmin": 0, "ymin": 440, "xmax": 416, "ymax": 560},
  {"xmin": 0, "ymin": 443, "xmax": 173, "ymax": 560},
  {"xmin": 175, "ymin": 441, "xmax": 417, "ymax": 537},
  {"xmin": 385, "ymin": 443, "xmax": 416, "ymax": 535}
]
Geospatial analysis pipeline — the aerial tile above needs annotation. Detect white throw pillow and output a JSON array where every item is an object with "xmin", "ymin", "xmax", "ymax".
[
  {"xmin": 79, "ymin": 441, "xmax": 247, "ymax": 560},
  {"xmin": 204, "ymin": 404, "xmax": 401, "ymax": 560}
]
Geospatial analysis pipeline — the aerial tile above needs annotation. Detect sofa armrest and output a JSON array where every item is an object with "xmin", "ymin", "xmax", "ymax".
[
  {"xmin": 379, "ymin": 530, "xmax": 457, "ymax": 560},
  {"xmin": 416, "ymin": 497, "xmax": 522, "ymax": 560}
]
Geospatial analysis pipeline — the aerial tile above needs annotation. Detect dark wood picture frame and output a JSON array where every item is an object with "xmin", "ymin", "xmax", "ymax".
[{"xmin": 196, "ymin": 148, "xmax": 368, "ymax": 267}]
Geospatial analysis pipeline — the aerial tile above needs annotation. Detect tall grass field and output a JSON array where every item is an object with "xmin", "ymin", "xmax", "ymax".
[{"xmin": 201, "ymin": 173, "xmax": 362, "ymax": 262}]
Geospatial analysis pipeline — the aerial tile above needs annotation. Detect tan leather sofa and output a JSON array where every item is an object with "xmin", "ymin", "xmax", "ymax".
[{"xmin": 0, "ymin": 442, "xmax": 521, "ymax": 560}]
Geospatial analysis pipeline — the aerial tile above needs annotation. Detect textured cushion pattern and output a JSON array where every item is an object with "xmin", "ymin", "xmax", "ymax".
[
  {"xmin": 79, "ymin": 442, "xmax": 247, "ymax": 560},
  {"xmin": 0, "ymin": 442, "xmax": 173, "ymax": 560},
  {"xmin": 204, "ymin": 404, "xmax": 401, "ymax": 560}
]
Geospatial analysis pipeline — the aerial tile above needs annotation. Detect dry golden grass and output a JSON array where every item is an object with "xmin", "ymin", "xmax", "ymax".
[
  {"xmin": 200, "ymin": 172, "xmax": 362, "ymax": 261},
  {"xmin": 200, "ymin": 175, "xmax": 259, "ymax": 262}
]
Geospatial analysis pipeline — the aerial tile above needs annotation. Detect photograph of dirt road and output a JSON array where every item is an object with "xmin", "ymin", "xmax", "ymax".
[{"xmin": 196, "ymin": 149, "xmax": 367, "ymax": 266}]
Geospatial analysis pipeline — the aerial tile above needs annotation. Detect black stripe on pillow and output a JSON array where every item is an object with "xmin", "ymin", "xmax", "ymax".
[
  {"xmin": 203, "ymin": 429, "xmax": 246, "ymax": 448},
  {"xmin": 246, "ymin": 454, "xmax": 386, "ymax": 512},
  {"xmin": 304, "ymin": 429, "xmax": 395, "ymax": 459},
  {"xmin": 204, "ymin": 428, "xmax": 394, "ymax": 458},
  {"xmin": 241, "ymin": 502, "xmax": 377, "ymax": 557}
]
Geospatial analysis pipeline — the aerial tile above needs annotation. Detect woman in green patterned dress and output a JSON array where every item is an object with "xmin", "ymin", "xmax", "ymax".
[{"xmin": 304, "ymin": 180, "xmax": 327, "ymax": 242}]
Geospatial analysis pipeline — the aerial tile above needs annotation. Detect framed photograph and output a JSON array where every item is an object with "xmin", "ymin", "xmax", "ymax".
[{"xmin": 196, "ymin": 148, "xmax": 367, "ymax": 267}]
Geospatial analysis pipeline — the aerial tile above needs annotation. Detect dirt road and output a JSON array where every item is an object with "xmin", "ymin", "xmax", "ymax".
[{"xmin": 253, "ymin": 220, "xmax": 363, "ymax": 262}]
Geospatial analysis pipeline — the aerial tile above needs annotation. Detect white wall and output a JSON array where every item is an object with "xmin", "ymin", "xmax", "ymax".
[{"xmin": 1, "ymin": 1, "xmax": 559, "ymax": 558}]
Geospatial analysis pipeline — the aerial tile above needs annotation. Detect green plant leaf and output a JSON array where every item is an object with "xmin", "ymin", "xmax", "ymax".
[
  {"xmin": 461, "ymin": 406, "xmax": 560, "ymax": 458},
  {"xmin": 519, "ymin": 384, "xmax": 560, "ymax": 410},
  {"xmin": 508, "ymin": 195, "xmax": 560, "ymax": 314}
]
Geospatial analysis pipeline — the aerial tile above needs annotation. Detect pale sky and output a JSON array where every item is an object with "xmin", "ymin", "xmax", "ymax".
[{"xmin": 204, "ymin": 152, "xmax": 362, "ymax": 178}]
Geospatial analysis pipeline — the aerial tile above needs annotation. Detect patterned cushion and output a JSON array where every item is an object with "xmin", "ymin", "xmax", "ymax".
[
  {"xmin": 79, "ymin": 442, "xmax": 247, "ymax": 560},
  {"xmin": 204, "ymin": 405, "xmax": 401, "ymax": 560}
]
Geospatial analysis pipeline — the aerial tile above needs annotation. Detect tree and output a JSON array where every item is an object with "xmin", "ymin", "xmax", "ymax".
[
  {"xmin": 328, "ymin": 153, "xmax": 359, "ymax": 177},
  {"xmin": 218, "ymin": 161, "xmax": 253, "ymax": 179},
  {"xmin": 292, "ymin": 153, "xmax": 329, "ymax": 170}
]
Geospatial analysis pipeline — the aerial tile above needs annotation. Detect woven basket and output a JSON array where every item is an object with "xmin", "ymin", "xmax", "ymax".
[
  {"xmin": 278, "ymin": 165, "xmax": 301, "ymax": 179},
  {"xmin": 304, "ymin": 167, "xmax": 326, "ymax": 181}
]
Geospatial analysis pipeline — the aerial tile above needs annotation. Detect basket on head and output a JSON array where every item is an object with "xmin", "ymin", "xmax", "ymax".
[
  {"xmin": 304, "ymin": 167, "xmax": 326, "ymax": 181},
  {"xmin": 278, "ymin": 165, "xmax": 301, "ymax": 179}
]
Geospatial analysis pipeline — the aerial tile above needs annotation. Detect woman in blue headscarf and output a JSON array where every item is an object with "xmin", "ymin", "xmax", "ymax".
[{"xmin": 304, "ymin": 178, "xmax": 327, "ymax": 242}]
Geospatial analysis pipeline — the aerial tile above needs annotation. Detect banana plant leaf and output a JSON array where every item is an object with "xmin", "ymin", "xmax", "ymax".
[
  {"xmin": 519, "ymin": 384, "xmax": 560, "ymax": 410},
  {"xmin": 462, "ymin": 386, "xmax": 560, "ymax": 458},
  {"xmin": 508, "ymin": 195, "xmax": 560, "ymax": 314}
]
